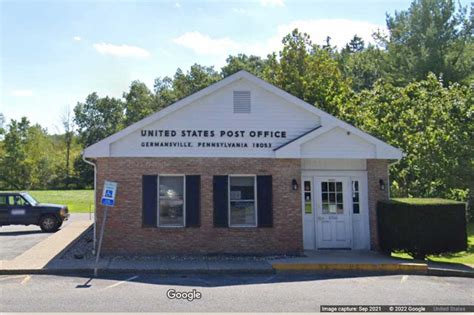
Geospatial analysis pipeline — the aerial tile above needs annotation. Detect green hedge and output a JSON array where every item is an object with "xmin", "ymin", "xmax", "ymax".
[{"xmin": 377, "ymin": 198, "xmax": 467, "ymax": 259}]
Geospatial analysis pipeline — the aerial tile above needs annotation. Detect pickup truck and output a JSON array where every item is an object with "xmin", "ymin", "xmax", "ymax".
[{"xmin": 0, "ymin": 192, "xmax": 69, "ymax": 232}]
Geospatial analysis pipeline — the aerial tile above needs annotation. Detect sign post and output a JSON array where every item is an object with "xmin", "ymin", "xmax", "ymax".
[{"xmin": 94, "ymin": 180, "xmax": 117, "ymax": 277}]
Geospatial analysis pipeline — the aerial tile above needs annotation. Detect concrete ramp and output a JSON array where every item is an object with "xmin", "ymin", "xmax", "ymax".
[{"xmin": 1, "ymin": 221, "xmax": 92, "ymax": 272}]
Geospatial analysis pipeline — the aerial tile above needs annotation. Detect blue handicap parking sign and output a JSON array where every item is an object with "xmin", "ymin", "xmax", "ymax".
[
  {"xmin": 101, "ymin": 198, "xmax": 115, "ymax": 206},
  {"xmin": 101, "ymin": 180, "xmax": 117, "ymax": 207}
]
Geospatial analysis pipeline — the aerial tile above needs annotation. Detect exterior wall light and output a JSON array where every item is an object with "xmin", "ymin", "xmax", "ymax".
[
  {"xmin": 292, "ymin": 179, "xmax": 299, "ymax": 191},
  {"xmin": 379, "ymin": 179, "xmax": 386, "ymax": 191}
]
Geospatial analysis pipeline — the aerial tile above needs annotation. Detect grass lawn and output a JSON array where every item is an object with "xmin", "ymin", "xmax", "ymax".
[
  {"xmin": 28, "ymin": 190, "xmax": 94, "ymax": 213},
  {"xmin": 392, "ymin": 222, "xmax": 474, "ymax": 266}
]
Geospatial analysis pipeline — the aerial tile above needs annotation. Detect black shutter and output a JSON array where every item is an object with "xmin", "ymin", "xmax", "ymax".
[
  {"xmin": 185, "ymin": 175, "xmax": 201, "ymax": 227},
  {"xmin": 142, "ymin": 175, "xmax": 157, "ymax": 227},
  {"xmin": 257, "ymin": 175, "xmax": 273, "ymax": 227},
  {"xmin": 213, "ymin": 175, "xmax": 228, "ymax": 227}
]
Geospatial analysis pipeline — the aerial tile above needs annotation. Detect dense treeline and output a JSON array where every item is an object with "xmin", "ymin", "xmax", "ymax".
[{"xmin": 0, "ymin": 0, "xmax": 472, "ymax": 210}]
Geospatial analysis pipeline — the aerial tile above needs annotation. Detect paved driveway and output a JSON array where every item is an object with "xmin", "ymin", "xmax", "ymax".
[{"xmin": 0, "ymin": 213, "xmax": 92, "ymax": 260}]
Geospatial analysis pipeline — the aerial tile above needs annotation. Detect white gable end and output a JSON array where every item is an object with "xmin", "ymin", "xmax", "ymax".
[
  {"xmin": 300, "ymin": 127, "xmax": 376, "ymax": 158},
  {"xmin": 108, "ymin": 78, "xmax": 321, "ymax": 158},
  {"xmin": 84, "ymin": 70, "xmax": 403, "ymax": 160}
]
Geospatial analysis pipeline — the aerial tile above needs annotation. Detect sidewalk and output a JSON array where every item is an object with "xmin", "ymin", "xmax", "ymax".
[
  {"xmin": 1, "ymin": 220, "xmax": 92, "ymax": 272},
  {"xmin": 2, "ymin": 224, "xmax": 473, "ymax": 277}
]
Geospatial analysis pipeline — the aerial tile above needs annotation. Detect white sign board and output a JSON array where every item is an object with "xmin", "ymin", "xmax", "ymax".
[{"xmin": 101, "ymin": 181, "xmax": 117, "ymax": 207}]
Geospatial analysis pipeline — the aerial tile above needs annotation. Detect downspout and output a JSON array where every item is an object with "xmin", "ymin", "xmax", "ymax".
[{"xmin": 82, "ymin": 153, "xmax": 97, "ymax": 255}]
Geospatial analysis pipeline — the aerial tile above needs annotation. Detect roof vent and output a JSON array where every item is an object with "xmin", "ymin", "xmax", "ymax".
[{"xmin": 233, "ymin": 91, "xmax": 251, "ymax": 114}]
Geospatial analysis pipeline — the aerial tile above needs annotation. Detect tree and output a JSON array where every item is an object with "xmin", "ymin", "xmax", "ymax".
[
  {"xmin": 171, "ymin": 64, "xmax": 222, "ymax": 100},
  {"xmin": 0, "ymin": 118, "xmax": 54, "ymax": 189},
  {"xmin": 73, "ymin": 92, "xmax": 124, "ymax": 147},
  {"xmin": 123, "ymin": 81, "xmax": 157, "ymax": 126},
  {"xmin": 343, "ymin": 35, "xmax": 365, "ymax": 53},
  {"xmin": 0, "ymin": 118, "xmax": 31, "ymax": 189},
  {"xmin": 268, "ymin": 29, "xmax": 352, "ymax": 117},
  {"xmin": 73, "ymin": 93, "xmax": 124, "ymax": 187},
  {"xmin": 60, "ymin": 106, "xmax": 75, "ymax": 188},
  {"xmin": 0, "ymin": 113, "xmax": 5, "ymax": 135},
  {"xmin": 221, "ymin": 54, "xmax": 268, "ymax": 77},
  {"xmin": 350, "ymin": 73, "xmax": 473, "ymax": 202},
  {"xmin": 383, "ymin": 0, "xmax": 473, "ymax": 85},
  {"xmin": 338, "ymin": 44, "xmax": 387, "ymax": 92},
  {"xmin": 153, "ymin": 76, "xmax": 176, "ymax": 108}
]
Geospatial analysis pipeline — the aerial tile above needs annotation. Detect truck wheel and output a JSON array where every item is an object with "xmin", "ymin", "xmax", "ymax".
[{"xmin": 39, "ymin": 215, "xmax": 59, "ymax": 233}]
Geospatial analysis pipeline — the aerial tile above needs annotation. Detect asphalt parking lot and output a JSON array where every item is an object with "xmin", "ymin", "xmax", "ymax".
[
  {"xmin": 1, "ymin": 273, "xmax": 472, "ymax": 312},
  {"xmin": 0, "ymin": 213, "xmax": 92, "ymax": 260}
]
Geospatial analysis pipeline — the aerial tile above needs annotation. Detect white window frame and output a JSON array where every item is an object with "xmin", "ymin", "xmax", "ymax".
[
  {"xmin": 228, "ymin": 175, "xmax": 258, "ymax": 228},
  {"xmin": 157, "ymin": 174, "xmax": 186, "ymax": 228}
]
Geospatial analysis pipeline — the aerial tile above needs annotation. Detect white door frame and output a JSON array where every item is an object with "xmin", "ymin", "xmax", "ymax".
[{"xmin": 301, "ymin": 170, "xmax": 370, "ymax": 250}]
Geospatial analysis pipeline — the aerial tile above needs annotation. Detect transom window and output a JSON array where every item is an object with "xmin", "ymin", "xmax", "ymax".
[
  {"xmin": 158, "ymin": 176, "xmax": 185, "ymax": 227},
  {"xmin": 321, "ymin": 181, "xmax": 344, "ymax": 214},
  {"xmin": 229, "ymin": 175, "xmax": 257, "ymax": 227}
]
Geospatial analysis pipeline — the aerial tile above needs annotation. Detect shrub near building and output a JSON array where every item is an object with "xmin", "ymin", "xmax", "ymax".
[{"xmin": 377, "ymin": 198, "xmax": 467, "ymax": 259}]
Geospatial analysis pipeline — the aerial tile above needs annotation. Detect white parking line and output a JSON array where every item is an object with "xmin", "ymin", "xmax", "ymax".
[
  {"xmin": 20, "ymin": 275, "xmax": 31, "ymax": 285},
  {"xmin": 101, "ymin": 275, "xmax": 139, "ymax": 291},
  {"xmin": 0, "ymin": 275, "xmax": 26, "ymax": 281},
  {"xmin": 400, "ymin": 275, "xmax": 409, "ymax": 283}
]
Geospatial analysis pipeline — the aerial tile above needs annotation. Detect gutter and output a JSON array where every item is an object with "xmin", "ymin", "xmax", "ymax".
[{"xmin": 82, "ymin": 153, "xmax": 97, "ymax": 255}]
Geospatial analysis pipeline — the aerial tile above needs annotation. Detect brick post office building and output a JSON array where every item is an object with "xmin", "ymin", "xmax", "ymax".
[{"xmin": 83, "ymin": 71, "xmax": 403, "ymax": 255}]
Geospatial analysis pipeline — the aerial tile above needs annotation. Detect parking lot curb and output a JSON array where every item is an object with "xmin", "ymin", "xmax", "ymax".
[
  {"xmin": 0, "ymin": 267, "xmax": 275, "ymax": 276},
  {"xmin": 271, "ymin": 262, "xmax": 429, "ymax": 274},
  {"xmin": 3, "ymin": 264, "xmax": 474, "ymax": 278},
  {"xmin": 427, "ymin": 267, "xmax": 474, "ymax": 278}
]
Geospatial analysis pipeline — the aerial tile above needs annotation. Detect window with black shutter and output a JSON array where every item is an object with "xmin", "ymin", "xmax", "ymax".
[
  {"xmin": 142, "ymin": 175, "xmax": 158, "ymax": 227},
  {"xmin": 257, "ymin": 175, "xmax": 273, "ymax": 227},
  {"xmin": 185, "ymin": 175, "xmax": 201, "ymax": 227},
  {"xmin": 213, "ymin": 175, "xmax": 273, "ymax": 228},
  {"xmin": 229, "ymin": 175, "xmax": 257, "ymax": 227},
  {"xmin": 213, "ymin": 175, "xmax": 228, "ymax": 227},
  {"xmin": 143, "ymin": 174, "xmax": 201, "ymax": 228}
]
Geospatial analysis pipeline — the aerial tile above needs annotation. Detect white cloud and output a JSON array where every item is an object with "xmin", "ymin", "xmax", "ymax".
[
  {"xmin": 173, "ymin": 32, "xmax": 240, "ymax": 56},
  {"xmin": 260, "ymin": 0, "xmax": 284, "ymax": 7},
  {"xmin": 73, "ymin": 36, "xmax": 81, "ymax": 41},
  {"xmin": 93, "ymin": 42, "xmax": 151, "ymax": 58},
  {"xmin": 172, "ymin": 19, "xmax": 386, "ymax": 67},
  {"xmin": 175, "ymin": 2, "xmax": 181, "ymax": 8},
  {"xmin": 11, "ymin": 89, "xmax": 33, "ymax": 97}
]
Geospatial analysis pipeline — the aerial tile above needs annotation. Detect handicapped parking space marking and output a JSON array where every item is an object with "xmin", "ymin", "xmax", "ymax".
[{"xmin": 101, "ymin": 275, "xmax": 139, "ymax": 291}]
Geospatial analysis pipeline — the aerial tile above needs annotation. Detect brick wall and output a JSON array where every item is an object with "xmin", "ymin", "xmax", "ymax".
[
  {"xmin": 367, "ymin": 159, "xmax": 390, "ymax": 250},
  {"xmin": 94, "ymin": 157, "xmax": 302, "ymax": 255}
]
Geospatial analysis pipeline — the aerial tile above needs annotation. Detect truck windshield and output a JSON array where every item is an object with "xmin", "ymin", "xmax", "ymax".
[{"xmin": 21, "ymin": 193, "xmax": 38, "ymax": 206}]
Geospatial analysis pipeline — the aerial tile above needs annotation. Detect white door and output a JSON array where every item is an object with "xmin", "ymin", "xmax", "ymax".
[{"xmin": 315, "ymin": 177, "xmax": 352, "ymax": 249}]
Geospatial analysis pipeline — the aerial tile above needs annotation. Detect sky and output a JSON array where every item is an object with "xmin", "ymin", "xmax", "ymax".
[{"xmin": 0, "ymin": 0, "xmax": 469, "ymax": 134}]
